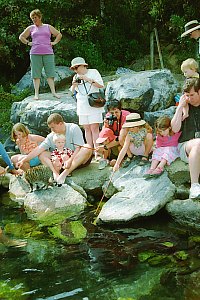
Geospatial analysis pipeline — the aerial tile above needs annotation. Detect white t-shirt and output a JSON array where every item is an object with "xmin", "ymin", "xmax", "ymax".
[
  {"xmin": 39, "ymin": 123, "xmax": 84, "ymax": 152},
  {"xmin": 73, "ymin": 69, "xmax": 105, "ymax": 116}
]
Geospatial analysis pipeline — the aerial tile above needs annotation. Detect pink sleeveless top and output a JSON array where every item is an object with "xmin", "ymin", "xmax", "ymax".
[{"xmin": 30, "ymin": 24, "xmax": 53, "ymax": 55}]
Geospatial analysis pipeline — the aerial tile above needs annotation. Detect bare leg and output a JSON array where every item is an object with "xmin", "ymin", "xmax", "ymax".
[
  {"xmin": 144, "ymin": 133, "xmax": 153, "ymax": 157},
  {"xmin": 11, "ymin": 154, "xmax": 30, "ymax": 171},
  {"xmin": 57, "ymin": 145, "xmax": 92, "ymax": 183},
  {"xmin": 186, "ymin": 139, "xmax": 200, "ymax": 184},
  {"xmin": 47, "ymin": 77, "xmax": 60, "ymax": 98},
  {"xmin": 33, "ymin": 78, "xmax": 40, "ymax": 100},
  {"xmin": 150, "ymin": 159, "xmax": 159, "ymax": 170},
  {"xmin": 119, "ymin": 128, "xmax": 132, "ymax": 158},
  {"xmin": 157, "ymin": 159, "xmax": 167, "ymax": 170},
  {"xmin": 90, "ymin": 123, "xmax": 100, "ymax": 159},
  {"xmin": 84, "ymin": 125, "xmax": 93, "ymax": 147},
  {"xmin": 39, "ymin": 151, "xmax": 60, "ymax": 181}
]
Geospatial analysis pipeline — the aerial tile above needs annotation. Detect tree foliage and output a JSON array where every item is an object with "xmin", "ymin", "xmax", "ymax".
[{"xmin": 0, "ymin": 0, "xmax": 200, "ymax": 89}]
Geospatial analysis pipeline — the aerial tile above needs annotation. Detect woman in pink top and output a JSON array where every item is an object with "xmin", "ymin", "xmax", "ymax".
[
  {"xmin": 145, "ymin": 116, "xmax": 181, "ymax": 177},
  {"xmin": 19, "ymin": 9, "xmax": 62, "ymax": 100}
]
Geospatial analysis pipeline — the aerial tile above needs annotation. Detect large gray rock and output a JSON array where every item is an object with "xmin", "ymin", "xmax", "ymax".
[
  {"xmin": 144, "ymin": 106, "xmax": 176, "ymax": 127},
  {"xmin": 10, "ymin": 91, "xmax": 78, "ymax": 135},
  {"xmin": 106, "ymin": 69, "xmax": 178, "ymax": 112},
  {"xmin": 12, "ymin": 66, "xmax": 74, "ymax": 95},
  {"xmin": 166, "ymin": 199, "xmax": 200, "ymax": 230},
  {"xmin": 96, "ymin": 163, "xmax": 176, "ymax": 223},
  {"xmin": 23, "ymin": 184, "xmax": 86, "ymax": 222}
]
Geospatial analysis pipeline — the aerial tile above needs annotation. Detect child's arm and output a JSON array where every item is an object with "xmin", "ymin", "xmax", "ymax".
[{"xmin": 113, "ymin": 134, "xmax": 131, "ymax": 171}]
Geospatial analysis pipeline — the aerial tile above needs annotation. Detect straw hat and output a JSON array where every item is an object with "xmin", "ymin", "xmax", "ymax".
[
  {"xmin": 181, "ymin": 20, "xmax": 200, "ymax": 38},
  {"xmin": 122, "ymin": 113, "xmax": 146, "ymax": 128},
  {"xmin": 70, "ymin": 57, "xmax": 88, "ymax": 69},
  {"xmin": 96, "ymin": 128, "xmax": 116, "ymax": 144}
]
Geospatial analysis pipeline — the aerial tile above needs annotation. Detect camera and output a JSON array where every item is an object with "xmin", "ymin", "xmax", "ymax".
[
  {"xmin": 106, "ymin": 114, "xmax": 117, "ymax": 126},
  {"xmin": 75, "ymin": 78, "xmax": 82, "ymax": 84}
]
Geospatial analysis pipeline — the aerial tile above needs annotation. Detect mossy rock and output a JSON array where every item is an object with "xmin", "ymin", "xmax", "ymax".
[
  {"xmin": 4, "ymin": 222, "xmax": 43, "ymax": 239},
  {"xmin": 48, "ymin": 220, "xmax": 87, "ymax": 244},
  {"xmin": 0, "ymin": 279, "xmax": 27, "ymax": 299}
]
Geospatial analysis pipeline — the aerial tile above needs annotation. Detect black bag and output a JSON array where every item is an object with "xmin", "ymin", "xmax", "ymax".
[{"xmin": 88, "ymin": 91, "xmax": 106, "ymax": 107}]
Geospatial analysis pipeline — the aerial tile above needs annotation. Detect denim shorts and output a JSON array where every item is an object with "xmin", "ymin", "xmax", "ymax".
[{"xmin": 29, "ymin": 156, "xmax": 41, "ymax": 167}]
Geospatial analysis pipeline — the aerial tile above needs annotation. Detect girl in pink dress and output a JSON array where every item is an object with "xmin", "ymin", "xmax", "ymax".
[{"xmin": 145, "ymin": 116, "xmax": 181, "ymax": 177}]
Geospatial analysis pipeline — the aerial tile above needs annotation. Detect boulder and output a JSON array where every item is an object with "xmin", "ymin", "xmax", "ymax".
[
  {"xmin": 166, "ymin": 199, "xmax": 200, "ymax": 230},
  {"xmin": 23, "ymin": 184, "xmax": 87, "ymax": 225},
  {"xmin": 96, "ymin": 162, "xmax": 176, "ymax": 223},
  {"xmin": 144, "ymin": 106, "xmax": 176, "ymax": 127},
  {"xmin": 12, "ymin": 66, "xmax": 74, "ymax": 95},
  {"xmin": 106, "ymin": 69, "xmax": 178, "ymax": 112},
  {"xmin": 10, "ymin": 91, "xmax": 78, "ymax": 135}
]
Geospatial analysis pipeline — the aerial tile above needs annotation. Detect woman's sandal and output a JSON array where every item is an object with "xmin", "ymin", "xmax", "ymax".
[{"xmin": 139, "ymin": 155, "xmax": 149, "ymax": 166}]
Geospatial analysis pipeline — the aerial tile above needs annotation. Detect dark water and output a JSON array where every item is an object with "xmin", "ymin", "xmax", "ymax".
[{"xmin": 1, "ymin": 190, "xmax": 200, "ymax": 300}]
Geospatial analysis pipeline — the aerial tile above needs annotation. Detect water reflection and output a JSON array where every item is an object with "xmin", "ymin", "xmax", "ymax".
[{"xmin": 0, "ymin": 190, "xmax": 200, "ymax": 299}]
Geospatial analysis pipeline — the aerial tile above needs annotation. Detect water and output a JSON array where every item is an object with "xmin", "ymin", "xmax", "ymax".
[{"xmin": 1, "ymin": 190, "xmax": 200, "ymax": 300}]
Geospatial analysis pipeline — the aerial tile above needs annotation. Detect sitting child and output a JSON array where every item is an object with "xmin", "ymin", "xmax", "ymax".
[
  {"xmin": 11, "ymin": 123, "xmax": 45, "ymax": 171},
  {"xmin": 113, "ymin": 113, "xmax": 153, "ymax": 172},
  {"xmin": 180, "ymin": 58, "xmax": 199, "ymax": 119},
  {"xmin": 96, "ymin": 128, "xmax": 119, "ymax": 169},
  {"xmin": 51, "ymin": 133, "xmax": 74, "ymax": 174},
  {"xmin": 145, "ymin": 116, "xmax": 181, "ymax": 177}
]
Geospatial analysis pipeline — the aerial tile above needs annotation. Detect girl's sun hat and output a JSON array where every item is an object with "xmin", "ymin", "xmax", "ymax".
[
  {"xmin": 181, "ymin": 20, "xmax": 200, "ymax": 38},
  {"xmin": 70, "ymin": 57, "xmax": 88, "ymax": 69},
  {"xmin": 122, "ymin": 113, "xmax": 146, "ymax": 128}
]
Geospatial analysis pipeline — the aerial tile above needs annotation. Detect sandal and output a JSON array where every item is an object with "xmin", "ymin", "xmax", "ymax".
[
  {"xmin": 151, "ymin": 167, "xmax": 164, "ymax": 177},
  {"xmin": 121, "ymin": 156, "xmax": 132, "ymax": 168},
  {"xmin": 139, "ymin": 155, "xmax": 149, "ymax": 166}
]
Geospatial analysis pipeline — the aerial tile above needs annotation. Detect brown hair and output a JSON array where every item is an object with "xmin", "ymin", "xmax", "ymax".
[
  {"xmin": 11, "ymin": 123, "xmax": 30, "ymax": 141},
  {"xmin": 155, "ymin": 116, "xmax": 173, "ymax": 136},
  {"xmin": 183, "ymin": 77, "xmax": 200, "ymax": 93},
  {"xmin": 47, "ymin": 113, "xmax": 64, "ymax": 125},
  {"xmin": 30, "ymin": 9, "xmax": 42, "ymax": 19}
]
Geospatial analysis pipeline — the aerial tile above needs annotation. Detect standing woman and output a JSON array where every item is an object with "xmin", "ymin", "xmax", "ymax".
[
  {"xmin": 70, "ymin": 57, "xmax": 104, "ymax": 156},
  {"xmin": 19, "ymin": 9, "xmax": 62, "ymax": 100}
]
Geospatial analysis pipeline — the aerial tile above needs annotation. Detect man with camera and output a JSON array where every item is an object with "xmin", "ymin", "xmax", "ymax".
[
  {"xmin": 96, "ymin": 100, "xmax": 131, "ymax": 165},
  {"xmin": 171, "ymin": 77, "xmax": 200, "ymax": 199}
]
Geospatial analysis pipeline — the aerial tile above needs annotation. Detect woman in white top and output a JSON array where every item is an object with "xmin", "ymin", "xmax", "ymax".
[{"xmin": 70, "ymin": 57, "xmax": 104, "ymax": 157}]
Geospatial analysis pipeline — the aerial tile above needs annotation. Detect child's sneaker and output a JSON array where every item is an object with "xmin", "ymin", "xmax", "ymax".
[
  {"xmin": 98, "ymin": 159, "xmax": 109, "ymax": 170},
  {"xmin": 189, "ymin": 183, "xmax": 200, "ymax": 199}
]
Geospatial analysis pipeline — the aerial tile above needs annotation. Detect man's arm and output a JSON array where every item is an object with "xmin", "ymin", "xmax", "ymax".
[{"xmin": 171, "ymin": 94, "xmax": 187, "ymax": 133}]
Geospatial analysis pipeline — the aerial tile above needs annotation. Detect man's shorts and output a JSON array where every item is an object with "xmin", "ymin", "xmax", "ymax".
[
  {"xmin": 79, "ymin": 113, "xmax": 103, "ymax": 125},
  {"xmin": 30, "ymin": 54, "xmax": 56, "ymax": 78},
  {"xmin": 30, "ymin": 156, "xmax": 41, "ymax": 167},
  {"xmin": 178, "ymin": 142, "xmax": 189, "ymax": 163}
]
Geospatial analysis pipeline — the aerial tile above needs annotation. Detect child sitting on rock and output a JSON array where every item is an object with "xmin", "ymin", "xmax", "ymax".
[
  {"xmin": 96, "ymin": 128, "xmax": 119, "ymax": 169},
  {"xmin": 180, "ymin": 58, "xmax": 199, "ymax": 119},
  {"xmin": 144, "ymin": 116, "xmax": 181, "ymax": 177},
  {"xmin": 11, "ymin": 123, "xmax": 45, "ymax": 171},
  {"xmin": 51, "ymin": 133, "xmax": 74, "ymax": 174},
  {"xmin": 113, "ymin": 113, "xmax": 153, "ymax": 172}
]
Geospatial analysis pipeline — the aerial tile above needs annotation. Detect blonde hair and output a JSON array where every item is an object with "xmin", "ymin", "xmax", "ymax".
[
  {"xmin": 11, "ymin": 123, "xmax": 30, "ymax": 141},
  {"xmin": 30, "ymin": 9, "xmax": 42, "ymax": 19},
  {"xmin": 52, "ymin": 133, "xmax": 66, "ymax": 143},
  {"xmin": 181, "ymin": 58, "xmax": 199, "ymax": 73}
]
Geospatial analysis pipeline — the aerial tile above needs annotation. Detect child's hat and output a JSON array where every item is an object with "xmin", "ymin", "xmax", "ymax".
[
  {"xmin": 96, "ymin": 128, "xmax": 116, "ymax": 144},
  {"xmin": 122, "ymin": 113, "xmax": 146, "ymax": 128},
  {"xmin": 181, "ymin": 20, "xmax": 200, "ymax": 38}
]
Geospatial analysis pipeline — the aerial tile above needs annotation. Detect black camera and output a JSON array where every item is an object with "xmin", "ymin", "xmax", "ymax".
[
  {"xmin": 106, "ymin": 114, "xmax": 117, "ymax": 126},
  {"xmin": 75, "ymin": 78, "xmax": 82, "ymax": 84}
]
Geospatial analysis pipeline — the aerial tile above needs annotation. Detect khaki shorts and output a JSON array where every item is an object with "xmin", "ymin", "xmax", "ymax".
[
  {"xmin": 178, "ymin": 142, "xmax": 189, "ymax": 163},
  {"xmin": 30, "ymin": 54, "xmax": 56, "ymax": 78}
]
